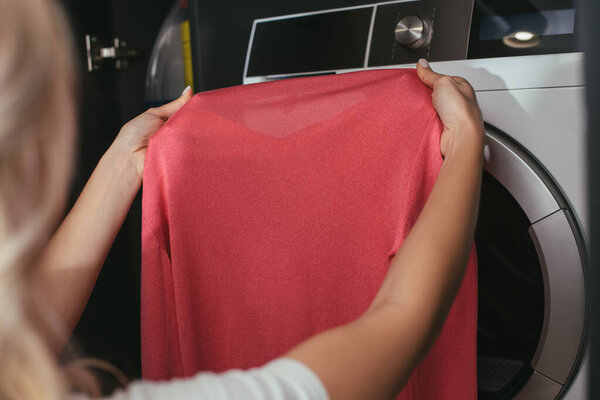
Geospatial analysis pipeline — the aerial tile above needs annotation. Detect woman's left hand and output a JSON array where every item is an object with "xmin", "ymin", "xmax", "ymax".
[{"xmin": 113, "ymin": 86, "xmax": 193, "ymax": 180}]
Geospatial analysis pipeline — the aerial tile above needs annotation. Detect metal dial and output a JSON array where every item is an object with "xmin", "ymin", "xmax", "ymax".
[{"xmin": 394, "ymin": 15, "xmax": 429, "ymax": 49}]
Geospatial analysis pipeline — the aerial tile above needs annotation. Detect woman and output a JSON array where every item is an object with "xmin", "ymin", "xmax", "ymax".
[{"xmin": 0, "ymin": 0, "xmax": 484, "ymax": 398}]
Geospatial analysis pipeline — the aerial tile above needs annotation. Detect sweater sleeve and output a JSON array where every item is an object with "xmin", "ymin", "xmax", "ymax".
[
  {"xmin": 402, "ymin": 112, "xmax": 444, "ymax": 231},
  {"xmin": 398, "ymin": 111, "xmax": 479, "ymax": 399},
  {"xmin": 390, "ymin": 111, "xmax": 444, "ymax": 254},
  {"xmin": 141, "ymin": 131, "xmax": 184, "ymax": 379},
  {"xmin": 97, "ymin": 358, "xmax": 329, "ymax": 400}
]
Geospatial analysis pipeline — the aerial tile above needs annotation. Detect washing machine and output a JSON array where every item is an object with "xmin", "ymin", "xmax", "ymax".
[
  {"xmin": 147, "ymin": 0, "xmax": 589, "ymax": 398},
  {"xmin": 240, "ymin": 0, "xmax": 588, "ymax": 398}
]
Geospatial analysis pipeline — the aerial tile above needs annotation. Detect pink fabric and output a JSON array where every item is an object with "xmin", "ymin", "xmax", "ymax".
[{"xmin": 141, "ymin": 68, "xmax": 477, "ymax": 399}]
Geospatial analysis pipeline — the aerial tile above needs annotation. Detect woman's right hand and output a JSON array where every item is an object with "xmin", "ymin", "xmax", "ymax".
[{"xmin": 416, "ymin": 58, "xmax": 484, "ymax": 158}]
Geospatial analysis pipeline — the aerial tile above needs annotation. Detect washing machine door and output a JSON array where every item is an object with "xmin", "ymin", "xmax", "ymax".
[{"xmin": 476, "ymin": 125, "xmax": 586, "ymax": 399}]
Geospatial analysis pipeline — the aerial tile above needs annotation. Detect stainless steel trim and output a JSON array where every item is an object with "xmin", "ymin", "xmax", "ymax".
[
  {"xmin": 364, "ymin": 6, "xmax": 378, "ymax": 68},
  {"xmin": 483, "ymin": 131, "xmax": 561, "ymax": 222},
  {"xmin": 514, "ymin": 371, "xmax": 563, "ymax": 399},
  {"xmin": 528, "ymin": 210, "xmax": 586, "ymax": 385},
  {"xmin": 244, "ymin": 20, "xmax": 258, "ymax": 81},
  {"xmin": 251, "ymin": 0, "xmax": 415, "ymax": 23},
  {"xmin": 483, "ymin": 128, "xmax": 586, "ymax": 398}
]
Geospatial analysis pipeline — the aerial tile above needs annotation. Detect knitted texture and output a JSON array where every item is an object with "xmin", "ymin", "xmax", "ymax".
[{"xmin": 141, "ymin": 69, "xmax": 477, "ymax": 399}]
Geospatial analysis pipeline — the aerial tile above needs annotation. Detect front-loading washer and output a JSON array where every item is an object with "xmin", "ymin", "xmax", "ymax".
[{"xmin": 239, "ymin": 0, "xmax": 588, "ymax": 398}]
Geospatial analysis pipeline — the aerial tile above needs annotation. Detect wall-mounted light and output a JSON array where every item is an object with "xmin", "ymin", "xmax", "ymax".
[{"xmin": 503, "ymin": 30, "xmax": 540, "ymax": 48}]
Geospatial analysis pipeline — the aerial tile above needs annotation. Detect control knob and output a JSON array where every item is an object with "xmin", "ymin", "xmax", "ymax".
[{"xmin": 394, "ymin": 15, "xmax": 429, "ymax": 49}]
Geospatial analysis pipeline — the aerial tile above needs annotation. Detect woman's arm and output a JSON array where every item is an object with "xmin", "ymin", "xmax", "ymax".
[
  {"xmin": 34, "ymin": 88, "xmax": 192, "ymax": 349},
  {"xmin": 285, "ymin": 60, "xmax": 484, "ymax": 400}
]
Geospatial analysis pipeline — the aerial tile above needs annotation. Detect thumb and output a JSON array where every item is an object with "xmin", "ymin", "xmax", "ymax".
[
  {"xmin": 153, "ymin": 85, "xmax": 194, "ymax": 119},
  {"xmin": 416, "ymin": 59, "xmax": 443, "ymax": 89}
]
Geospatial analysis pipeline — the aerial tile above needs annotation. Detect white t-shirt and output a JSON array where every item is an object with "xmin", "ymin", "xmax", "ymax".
[{"xmin": 82, "ymin": 358, "xmax": 328, "ymax": 400}]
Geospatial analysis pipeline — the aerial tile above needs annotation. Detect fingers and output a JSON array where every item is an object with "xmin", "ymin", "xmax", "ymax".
[
  {"xmin": 416, "ymin": 59, "xmax": 472, "ymax": 90},
  {"xmin": 150, "ymin": 85, "xmax": 194, "ymax": 120},
  {"xmin": 416, "ymin": 58, "xmax": 445, "ymax": 89}
]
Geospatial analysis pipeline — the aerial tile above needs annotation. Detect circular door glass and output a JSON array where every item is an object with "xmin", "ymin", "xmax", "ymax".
[{"xmin": 476, "ymin": 171, "xmax": 545, "ymax": 399}]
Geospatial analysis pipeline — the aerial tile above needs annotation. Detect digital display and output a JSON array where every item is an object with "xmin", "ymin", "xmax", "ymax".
[
  {"xmin": 247, "ymin": 8, "xmax": 372, "ymax": 77},
  {"xmin": 479, "ymin": 9, "xmax": 576, "ymax": 40}
]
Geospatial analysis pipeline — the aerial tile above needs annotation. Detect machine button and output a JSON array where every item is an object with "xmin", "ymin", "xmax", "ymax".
[{"xmin": 394, "ymin": 15, "xmax": 429, "ymax": 49}]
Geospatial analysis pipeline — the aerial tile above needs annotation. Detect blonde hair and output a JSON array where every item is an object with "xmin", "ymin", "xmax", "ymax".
[{"xmin": 0, "ymin": 0, "xmax": 78, "ymax": 398}]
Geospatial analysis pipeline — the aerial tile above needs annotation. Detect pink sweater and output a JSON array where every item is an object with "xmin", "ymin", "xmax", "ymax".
[{"xmin": 141, "ymin": 69, "xmax": 477, "ymax": 399}]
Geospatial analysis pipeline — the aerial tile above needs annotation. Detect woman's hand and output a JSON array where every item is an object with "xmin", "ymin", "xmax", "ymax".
[
  {"xmin": 35, "ymin": 86, "xmax": 193, "ymax": 347},
  {"xmin": 416, "ymin": 59, "xmax": 484, "ymax": 158},
  {"xmin": 113, "ymin": 86, "xmax": 193, "ymax": 180}
]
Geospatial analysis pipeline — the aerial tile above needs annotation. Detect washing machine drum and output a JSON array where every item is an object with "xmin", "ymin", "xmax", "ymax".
[{"xmin": 475, "ymin": 126, "xmax": 586, "ymax": 399}]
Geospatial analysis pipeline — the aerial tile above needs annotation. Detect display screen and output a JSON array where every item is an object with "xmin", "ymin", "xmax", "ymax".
[
  {"xmin": 468, "ymin": 0, "xmax": 579, "ymax": 59},
  {"xmin": 479, "ymin": 9, "xmax": 576, "ymax": 40},
  {"xmin": 247, "ymin": 7, "xmax": 372, "ymax": 77}
]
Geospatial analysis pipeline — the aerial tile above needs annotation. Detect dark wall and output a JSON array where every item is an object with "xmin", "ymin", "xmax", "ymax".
[
  {"xmin": 58, "ymin": 0, "xmax": 174, "ymax": 379},
  {"xmin": 581, "ymin": 0, "xmax": 600, "ymax": 397}
]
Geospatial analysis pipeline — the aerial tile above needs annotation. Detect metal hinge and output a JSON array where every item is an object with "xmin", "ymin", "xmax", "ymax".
[{"xmin": 85, "ymin": 34, "xmax": 142, "ymax": 72}]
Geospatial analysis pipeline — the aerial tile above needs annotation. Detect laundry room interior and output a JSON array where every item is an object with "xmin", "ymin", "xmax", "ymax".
[{"xmin": 1, "ymin": 0, "xmax": 599, "ymax": 399}]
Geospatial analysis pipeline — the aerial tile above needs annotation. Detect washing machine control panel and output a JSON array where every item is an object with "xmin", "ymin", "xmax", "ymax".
[
  {"xmin": 244, "ymin": 0, "xmax": 580, "ymax": 81},
  {"xmin": 245, "ymin": 0, "xmax": 473, "ymax": 79}
]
